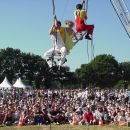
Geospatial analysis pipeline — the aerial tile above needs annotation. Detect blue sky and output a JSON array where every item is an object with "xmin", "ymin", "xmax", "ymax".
[{"xmin": 0, "ymin": 0, "xmax": 130, "ymax": 71}]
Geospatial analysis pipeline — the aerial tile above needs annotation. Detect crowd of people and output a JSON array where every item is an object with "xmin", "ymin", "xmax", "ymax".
[{"xmin": 0, "ymin": 88, "xmax": 130, "ymax": 126}]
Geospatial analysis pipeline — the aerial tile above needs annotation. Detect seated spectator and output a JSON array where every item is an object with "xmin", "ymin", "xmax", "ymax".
[
  {"xmin": 81, "ymin": 108, "xmax": 94, "ymax": 125},
  {"xmin": 0, "ymin": 106, "xmax": 5, "ymax": 124},
  {"xmin": 3, "ymin": 108, "xmax": 13, "ymax": 126},
  {"xmin": 126, "ymin": 112, "xmax": 130, "ymax": 127},
  {"xmin": 75, "ymin": 107, "xmax": 83, "ymax": 123},
  {"xmin": 70, "ymin": 112, "xmax": 78, "ymax": 125},
  {"xmin": 118, "ymin": 110, "xmax": 127, "ymax": 126},
  {"xmin": 24, "ymin": 109, "xmax": 34, "ymax": 125},
  {"xmin": 65, "ymin": 107, "xmax": 73, "ymax": 124},
  {"xmin": 33, "ymin": 107, "xmax": 44, "ymax": 125},
  {"xmin": 126, "ymin": 112, "xmax": 130, "ymax": 121},
  {"xmin": 93, "ymin": 108, "xmax": 102, "ymax": 125},
  {"xmin": 103, "ymin": 112, "xmax": 113, "ymax": 124},
  {"xmin": 48, "ymin": 106, "xmax": 62, "ymax": 124},
  {"xmin": 12, "ymin": 106, "xmax": 21, "ymax": 124}
]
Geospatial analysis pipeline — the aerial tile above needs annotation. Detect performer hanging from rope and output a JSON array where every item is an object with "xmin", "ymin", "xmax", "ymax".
[
  {"xmin": 74, "ymin": 3, "xmax": 94, "ymax": 40},
  {"xmin": 44, "ymin": 16, "xmax": 67, "ymax": 69},
  {"xmin": 44, "ymin": 16, "xmax": 78, "ymax": 70}
]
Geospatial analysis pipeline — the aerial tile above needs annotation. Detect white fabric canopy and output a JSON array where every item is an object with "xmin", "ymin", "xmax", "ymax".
[
  {"xmin": 0, "ymin": 77, "xmax": 13, "ymax": 89},
  {"xmin": 13, "ymin": 78, "xmax": 31, "ymax": 89}
]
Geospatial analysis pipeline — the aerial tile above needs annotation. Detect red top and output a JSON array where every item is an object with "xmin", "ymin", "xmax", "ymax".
[{"xmin": 83, "ymin": 112, "xmax": 94, "ymax": 122}]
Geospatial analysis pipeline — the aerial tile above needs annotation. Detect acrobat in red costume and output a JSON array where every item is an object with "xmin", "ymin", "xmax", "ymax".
[{"xmin": 74, "ymin": 4, "xmax": 94, "ymax": 40}]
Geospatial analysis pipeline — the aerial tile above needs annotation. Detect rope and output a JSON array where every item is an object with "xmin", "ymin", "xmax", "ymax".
[
  {"xmin": 82, "ymin": 0, "xmax": 88, "ymax": 12},
  {"xmin": 83, "ymin": 0, "xmax": 94, "ymax": 62},
  {"xmin": 87, "ymin": 40, "xmax": 90, "ymax": 62},
  {"xmin": 86, "ymin": 0, "xmax": 89, "ymax": 12},
  {"xmin": 89, "ymin": 33, "xmax": 94, "ymax": 61},
  {"xmin": 83, "ymin": 0, "xmax": 93, "ymax": 62},
  {"xmin": 91, "ymin": 36, "xmax": 94, "ymax": 61},
  {"xmin": 92, "ymin": 35, "xmax": 94, "ymax": 59},
  {"xmin": 52, "ymin": 0, "xmax": 55, "ymax": 15},
  {"xmin": 51, "ymin": 0, "xmax": 57, "ymax": 67},
  {"xmin": 86, "ymin": 38, "xmax": 94, "ymax": 63},
  {"xmin": 82, "ymin": 0, "xmax": 86, "ymax": 10}
]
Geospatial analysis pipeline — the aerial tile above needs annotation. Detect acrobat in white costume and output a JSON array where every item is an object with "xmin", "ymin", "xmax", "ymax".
[{"xmin": 44, "ymin": 32, "xmax": 67, "ymax": 68}]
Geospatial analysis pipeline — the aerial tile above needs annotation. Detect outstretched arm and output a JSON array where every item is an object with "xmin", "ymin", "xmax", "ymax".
[
  {"xmin": 54, "ymin": 15, "xmax": 58, "ymax": 26},
  {"xmin": 49, "ymin": 24, "xmax": 56, "ymax": 35},
  {"xmin": 49, "ymin": 15, "xmax": 58, "ymax": 35}
]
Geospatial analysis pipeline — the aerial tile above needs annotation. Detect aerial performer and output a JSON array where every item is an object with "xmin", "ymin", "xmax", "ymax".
[
  {"xmin": 74, "ymin": 2, "xmax": 94, "ymax": 40},
  {"xmin": 44, "ymin": 15, "xmax": 78, "ymax": 70}
]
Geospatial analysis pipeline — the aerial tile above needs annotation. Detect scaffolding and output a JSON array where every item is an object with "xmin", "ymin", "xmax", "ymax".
[{"xmin": 110, "ymin": 0, "xmax": 130, "ymax": 38}]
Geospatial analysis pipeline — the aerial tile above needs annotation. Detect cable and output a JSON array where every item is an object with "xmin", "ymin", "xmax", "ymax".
[
  {"xmin": 51, "ymin": 0, "xmax": 57, "ymax": 67},
  {"xmin": 52, "ymin": 0, "xmax": 55, "ymax": 15},
  {"xmin": 87, "ymin": 40, "xmax": 90, "ymax": 62},
  {"xmin": 91, "ymin": 35, "xmax": 94, "ymax": 60}
]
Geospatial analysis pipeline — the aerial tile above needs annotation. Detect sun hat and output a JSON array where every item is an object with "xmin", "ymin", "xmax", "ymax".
[{"xmin": 65, "ymin": 20, "xmax": 74, "ymax": 27}]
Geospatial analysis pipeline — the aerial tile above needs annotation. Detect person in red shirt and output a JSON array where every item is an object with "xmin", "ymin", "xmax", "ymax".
[
  {"xmin": 74, "ymin": 4, "xmax": 94, "ymax": 40},
  {"xmin": 83, "ymin": 108, "xmax": 94, "ymax": 124}
]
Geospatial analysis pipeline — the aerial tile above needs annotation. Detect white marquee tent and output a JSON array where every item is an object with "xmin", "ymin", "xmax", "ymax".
[
  {"xmin": 0, "ymin": 77, "xmax": 13, "ymax": 89},
  {"xmin": 13, "ymin": 78, "xmax": 31, "ymax": 89}
]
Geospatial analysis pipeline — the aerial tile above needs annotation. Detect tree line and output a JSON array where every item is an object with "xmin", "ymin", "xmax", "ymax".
[{"xmin": 0, "ymin": 48, "xmax": 130, "ymax": 89}]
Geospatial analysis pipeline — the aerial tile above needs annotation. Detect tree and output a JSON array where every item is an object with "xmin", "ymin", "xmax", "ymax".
[
  {"xmin": 0, "ymin": 47, "xmax": 77, "ymax": 89},
  {"xmin": 0, "ymin": 48, "xmax": 49, "ymax": 88},
  {"xmin": 0, "ymin": 48, "xmax": 23, "ymax": 82},
  {"xmin": 48, "ymin": 66, "xmax": 78, "ymax": 89},
  {"xmin": 1, "ymin": 48, "xmax": 130, "ymax": 89},
  {"xmin": 75, "ymin": 64, "xmax": 96, "ymax": 88},
  {"xmin": 75, "ymin": 54, "xmax": 120, "ymax": 88},
  {"xmin": 91, "ymin": 54, "xmax": 120, "ymax": 87},
  {"xmin": 119, "ymin": 62, "xmax": 130, "ymax": 82}
]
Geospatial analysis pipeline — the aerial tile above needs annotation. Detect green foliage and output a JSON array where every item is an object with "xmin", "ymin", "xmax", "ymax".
[
  {"xmin": 0, "ymin": 48, "xmax": 79, "ymax": 89},
  {"xmin": 0, "ymin": 48, "xmax": 130, "ymax": 89},
  {"xmin": 75, "ymin": 54, "xmax": 124, "ymax": 88},
  {"xmin": 0, "ymin": 48, "xmax": 48, "ymax": 88},
  {"xmin": 75, "ymin": 64, "xmax": 96, "ymax": 88},
  {"xmin": 114, "ymin": 80, "xmax": 129, "ymax": 89},
  {"xmin": 120, "ymin": 62, "xmax": 130, "ymax": 81},
  {"xmin": 91, "ymin": 54, "xmax": 120, "ymax": 87}
]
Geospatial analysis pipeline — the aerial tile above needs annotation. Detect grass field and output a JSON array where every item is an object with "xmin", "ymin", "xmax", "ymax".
[{"xmin": 0, "ymin": 125, "xmax": 130, "ymax": 130}]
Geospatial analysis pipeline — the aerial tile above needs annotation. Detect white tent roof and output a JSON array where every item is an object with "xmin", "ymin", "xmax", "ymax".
[
  {"xmin": 13, "ymin": 78, "xmax": 31, "ymax": 89},
  {"xmin": 0, "ymin": 77, "xmax": 13, "ymax": 89}
]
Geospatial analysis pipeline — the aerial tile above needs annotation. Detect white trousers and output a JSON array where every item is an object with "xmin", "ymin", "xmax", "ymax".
[{"xmin": 44, "ymin": 46, "xmax": 67, "ymax": 68}]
